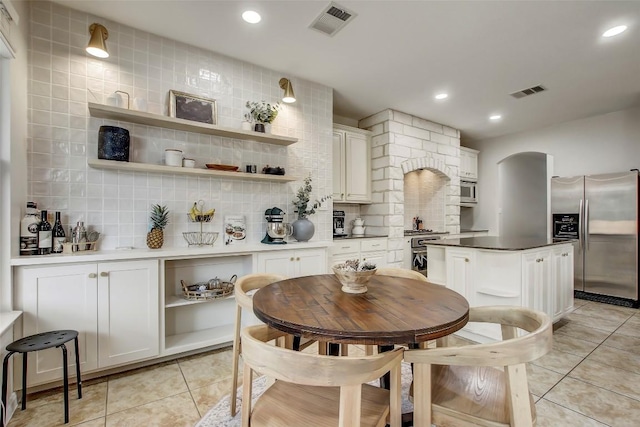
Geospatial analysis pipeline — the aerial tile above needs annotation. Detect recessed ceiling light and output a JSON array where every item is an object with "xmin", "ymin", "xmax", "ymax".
[
  {"xmin": 489, "ymin": 114, "xmax": 502, "ymax": 121},
  {"xmin": 435, "ymin": 93, "xmax": 448, "ymax": 100},
  {"xmin": 242, "ymin": 10, "xmax": 261, "ymax": 24},
  {"xmin": 602, "ymin": 25, "xmax": 627, "ymax": 38}
]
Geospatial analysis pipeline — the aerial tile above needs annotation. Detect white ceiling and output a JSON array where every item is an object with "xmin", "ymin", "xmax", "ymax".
[{"xmin": 52, "ymin": 0, "xmax": 640, "ymax": 142}]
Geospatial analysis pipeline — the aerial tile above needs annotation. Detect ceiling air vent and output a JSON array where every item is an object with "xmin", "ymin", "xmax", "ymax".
[
  {"xmin": 309, "ymin": 2, "xmax": 357, "ymax": 37},
  {"xmin": 510, "ymin": 85, "xmax": 546, "ymax": 99}
]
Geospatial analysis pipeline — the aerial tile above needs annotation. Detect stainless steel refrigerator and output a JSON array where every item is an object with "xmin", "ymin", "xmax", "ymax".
[{"xmin": 551, "ymin": 171, "xmax": 638, "ymax": 302}]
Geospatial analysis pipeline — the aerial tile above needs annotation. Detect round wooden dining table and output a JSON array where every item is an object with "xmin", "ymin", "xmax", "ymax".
[{"xmin": 252, "ymin": 274, "xmax": 470, "ymax": 347}]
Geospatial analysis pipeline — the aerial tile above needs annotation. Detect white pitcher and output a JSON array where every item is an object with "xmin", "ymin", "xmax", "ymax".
[{"xmin": 351, "ymin": 218, "xmax": 366, "ymax": 235}]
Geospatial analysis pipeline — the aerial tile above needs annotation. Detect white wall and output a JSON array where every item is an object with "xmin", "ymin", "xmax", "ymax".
[
  {"xmin": 468, "ymin": 106, "xmax": 640, "ymax": 234},
  {"xmin": 23, "ymin": 1, "xmax": 333, "ymax": 250},
  {"xmin": 498, "ymin": 152, "xmax": 547, "ymax": 238}
]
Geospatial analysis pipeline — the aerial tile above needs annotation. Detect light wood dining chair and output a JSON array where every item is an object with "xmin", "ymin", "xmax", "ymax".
[
  {"xmin": 376, "ymin": 267, "xmax": 428, "ymax": 282},
  {"xmin": 240, "ymin": 324, "xmax": 404, "ymax": 427},
  {"xmin": 404, "ymin": 306, "xmax": 553, "ymax": 427},
  {"xmin": 230, "ymin": 273, "xmax": 287, "ymax": 417}
]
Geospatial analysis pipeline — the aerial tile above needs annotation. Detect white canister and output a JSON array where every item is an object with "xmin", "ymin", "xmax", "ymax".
[
  {"xmin": 165, "ymin": 149, "xmax": 183, "ymax": 167},
  {"xmin": 182, "ymin": 158, "xmax": 195, "ymax": 168}
]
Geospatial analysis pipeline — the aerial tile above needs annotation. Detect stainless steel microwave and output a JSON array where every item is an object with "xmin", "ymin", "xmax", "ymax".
[{"xmin": 460, "ymin": 180, "xmax": 478, "ymax": 204}]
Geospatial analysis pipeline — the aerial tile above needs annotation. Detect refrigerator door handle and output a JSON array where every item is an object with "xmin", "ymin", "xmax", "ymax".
[
  {"xmin": 585, "ymin": 199, "xmax": 589, "ymax": 250},
  {"xmin": 579, "ymin": 198, "xmax": 584, "ymax": 250}
]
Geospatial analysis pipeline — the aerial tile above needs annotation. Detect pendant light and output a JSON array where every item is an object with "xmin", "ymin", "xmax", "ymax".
[
  {"xmin": 279, "ymin": 78, "xmax": 296, "ymax": 103},
  {"xmin": 86, "ymin": 23, "xmax": 109, "ymax": 58}
]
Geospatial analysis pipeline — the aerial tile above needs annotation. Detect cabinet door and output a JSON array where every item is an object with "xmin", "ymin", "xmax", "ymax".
[
  {"xmin": 460, "ymin": 147, "xmax": 478, "ymax": 181},
  {"xmin": 344, "ymin": 132, "xmax": 371, "ymax": 202},
  {"xmin": 551, "ymin": 246, "xmax": 574, "ymax": 321},
  {"xmin": 332, "ymin": 131, "xmax": 346, "ymax": 201},
  {"xmin": 446, "ymin": 249, "xmax": 474, "ymax": 298},
  {"xmin": 256, "ymin": 251, "xmax": 296, "ymax": 277},
  {"xmin": 295, "ymin": 248, "xmax": 328, "ymax": 276},
  {"xmin": 97, "ymin": 260, "xmax": 159, "ymax": 367},
  {"xmin": 522, "ymin": 250, "xmax": 551, "ymax": 315},
  {"xmin": 361, "ymin": 251, "xmax": 388, "ymax": 268},
  {"xmin": 17, "ymin": 264, "xmax": 98, "ymax": 385}
]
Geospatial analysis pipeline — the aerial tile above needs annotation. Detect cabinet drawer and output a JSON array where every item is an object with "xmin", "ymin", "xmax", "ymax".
[
  {"xmin": 332, "ymin": 240, "xmax": 360, "ymax": 255},
  {"xmin": 361, "ymin": 239, "xmax": 387, "ymax": 253}
]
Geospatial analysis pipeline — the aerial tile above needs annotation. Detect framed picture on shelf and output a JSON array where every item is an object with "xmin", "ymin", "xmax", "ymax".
[
  {"xmin": 169, "ymin": 90, "xmax": 217, "ymax": 125},
  {"xmin": 224, "ymin": 215, "xmax": 246, "ymax": 245}
]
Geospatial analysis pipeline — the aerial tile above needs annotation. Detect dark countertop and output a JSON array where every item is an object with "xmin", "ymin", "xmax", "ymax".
[
  {"xmin": 426, "ymin": 236, "xmax": 575, "ymax": 251},
  {"xmin": 459, "ymin": 229, "xmax": 489, "ymax": 233},
  {"xmin": 333, "ymin": 234, "xmax": 388, "ymax": 240}
]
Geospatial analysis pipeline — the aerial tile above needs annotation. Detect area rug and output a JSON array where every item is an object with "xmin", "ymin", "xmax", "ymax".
[{"xmin": 196, "ymin": 362, "xmax": 414, "ymax": 426}]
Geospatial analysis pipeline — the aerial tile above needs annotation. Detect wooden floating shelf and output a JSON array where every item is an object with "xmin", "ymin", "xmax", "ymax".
[
  {"xmin": 88, "ymin": 159, "xmax": 298, "ymax": 183},
  {"xmin": 87, "ymin": 102, "xmax": 298, "ymax": 146}
]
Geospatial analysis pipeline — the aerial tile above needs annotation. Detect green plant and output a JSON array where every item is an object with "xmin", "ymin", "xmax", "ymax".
[
  {"xmin": 292, "ymin": 176, "xmax": 331, "ymax": 220},
  {"xmin": 246, "ymin": 100, "xmax": 280, "ymax": 124},
  {"xmin": 149, "ymin": 204, "xmax": 169, "ymax": 230}
]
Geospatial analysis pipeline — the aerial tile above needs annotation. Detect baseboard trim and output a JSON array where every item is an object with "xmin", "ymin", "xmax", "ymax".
[{"xmin": 575, "ymin": 290, "xmax": 639, "ymax": 309}]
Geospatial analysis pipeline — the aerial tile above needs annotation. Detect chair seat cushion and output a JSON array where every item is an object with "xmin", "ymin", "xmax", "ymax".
[
  {"xmin": 431, "ymin": 365, "xmax": 535, "ymax": 426},
  {"xmin": 250, "ymin": 380, "xmax": 390, "ymax": 427}
]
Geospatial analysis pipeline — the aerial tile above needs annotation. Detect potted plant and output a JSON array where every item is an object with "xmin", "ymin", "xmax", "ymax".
[
  {"xmin": 291, "ymin": 176, "xmax": 331, "ymax": 242},
  {"xmin": 147, "ymin": 204, "xmax": 169, "ymax": 249},
  {"xmin": 246, "ymin": 100, "xmax": 280, "ymax": 133}
]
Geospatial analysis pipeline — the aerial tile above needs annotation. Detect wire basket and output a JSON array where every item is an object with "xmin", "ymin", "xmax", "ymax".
[
  {"xmin": 183, "ymin": 231, "xmax": 219, "ymax": 246},
  {"xmin": 186, "ymin": 213, "xmax": 214, "ymax": 223}
]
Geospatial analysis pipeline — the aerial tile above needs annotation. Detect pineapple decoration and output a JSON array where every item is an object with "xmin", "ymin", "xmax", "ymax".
[{"xmin": 147, "ymin": 204, "xmax": 169, "ymax": 249}]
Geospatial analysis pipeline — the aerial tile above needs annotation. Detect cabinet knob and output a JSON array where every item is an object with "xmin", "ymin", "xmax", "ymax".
[
  {"xmin": 88, "ymin": 273, "xmax": 97, "ymax": 279},
  {"xmin": 100, "ymin": 271, "xmax": 109, "ymax": 277},
  {"xmin": 295, "ymin": 257, "xmax": 299, "ymax": 261},
  {"xmin": 290, "ymin": 257, "xmax": 295, "ymax": 261},
  {"xmin": 465, "ymin": 258, "xmax": 469, "ymax": 262}
]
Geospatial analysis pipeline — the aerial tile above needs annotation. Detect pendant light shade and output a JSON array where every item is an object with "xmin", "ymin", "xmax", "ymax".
[
  {"xmin": 279, "ymin": 78, "xmax": 296, "ymax": 103},
  {"xmin": 86, "ymin": 23, "xmax": 109, "ymax": 58}
]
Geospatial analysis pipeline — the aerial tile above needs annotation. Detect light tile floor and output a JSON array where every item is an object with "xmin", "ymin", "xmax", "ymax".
[{"xmin": 6, "ymin": 299, "xmax": 640, "ymax": 426}]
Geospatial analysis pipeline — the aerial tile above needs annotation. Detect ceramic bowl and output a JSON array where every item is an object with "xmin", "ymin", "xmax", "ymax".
[{"xmin": 332, "ymin": 266, "xmax": 377, "ymax": 294}]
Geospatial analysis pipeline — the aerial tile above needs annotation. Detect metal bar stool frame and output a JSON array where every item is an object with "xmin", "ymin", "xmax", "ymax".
[{"xmin": 1, "ymin": 330, "xmax": 82, "ymax": 425}]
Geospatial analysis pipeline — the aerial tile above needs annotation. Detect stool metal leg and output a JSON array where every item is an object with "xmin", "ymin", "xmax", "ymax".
[
  {"xmin": 73, "ymin": 337, "xmax": 82, "ymax": 399},
  {"xmin": 1, "ymin": 351, "xmax": 15, "ymax": 427},
  {"xmin": 59, "ymin": 344, "xmax": 69, "ymax": 424},
  {"xmin": 21, "ymin": 352, "xmax": 27, "ymax": 410}
]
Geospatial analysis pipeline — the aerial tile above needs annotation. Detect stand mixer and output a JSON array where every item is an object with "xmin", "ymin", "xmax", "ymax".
[{"xmin": 261, "ymin": 207, "xmax": 292, "ymax": 244}]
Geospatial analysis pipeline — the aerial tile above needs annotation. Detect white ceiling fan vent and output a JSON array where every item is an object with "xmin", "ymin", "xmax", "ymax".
[
  {"xmin": 309, "ymin": 2, "xmax": 357, "ymax": 37},
  {"xmin": 510, "ymin": 85, "xmax": 546, "ymax": 99}
]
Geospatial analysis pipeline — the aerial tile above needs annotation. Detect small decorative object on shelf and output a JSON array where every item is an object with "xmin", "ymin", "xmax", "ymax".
[
  {"xmin": 332, "ymin": 259, "xmax": 377, "ymax": 294},
  {"xmin": 180, "ymin": 274, "xmax": 237, "ymax": 301},
  {"xmin": 183, "ymin": 200, "xmax": 217, "ymax": 246},
  {"xmin": 291, "ymin": 175, "xmax": 331, "ymax": 242},
  {"xmin": 246, "ymin": 100, "xmax": 280, "ymax": 133},
  {"xmin": 169, "ymin": 90, "xmax": 217, "ymax": 125},
  {"xmin": 147, "ymin": 204, "xmax": 169, "ymax": 249},
  {"xmin": 224, "ymin": 215, "xmax": 246, "ymax": 245},
  {"xmin": 241, "ymin": 113, "xmax": 252, "ymax": 131}
]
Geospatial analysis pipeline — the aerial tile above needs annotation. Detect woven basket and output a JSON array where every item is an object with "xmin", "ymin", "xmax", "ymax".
[{"xmin": 180, "ymin": 275, "xmax": 236, "ymax": 301}]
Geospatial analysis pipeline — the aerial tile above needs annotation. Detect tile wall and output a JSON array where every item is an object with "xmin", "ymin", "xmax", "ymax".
[
  {"xmin": 26, "ymin": 1, "xmax": 333, "ymax": 250},
  {"xmin": 403, "ymin": 170, "xmax": 446, "ymax": 231}
]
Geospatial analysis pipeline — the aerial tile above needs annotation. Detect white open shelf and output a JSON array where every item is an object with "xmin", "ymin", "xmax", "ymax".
[
  {"xmin": 88, "ymin": 158, "xmax": 298, "ymax": 183},
  {"xmin": 165, "ymin": 293, "xmax": 235, "ymax": 308},
  {"xmin": 163, "ymin": 324, "xmax": 234, "ymax": 356},
  {"xmin": 88, "ymin": 102, "xmax": 298, "ymax": 146}
]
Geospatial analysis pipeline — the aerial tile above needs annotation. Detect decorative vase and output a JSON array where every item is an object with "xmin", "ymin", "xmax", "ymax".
[
  {"xmin": 241, "ymin": 121, "xmax": 252, "ymax": 131},
  {"xmin": 332, "ymin": 266, "xmax": 377, "ymax": 294},
  {"xmin": 98, "ymin": 126, "xmax": 130, "ymax": 162},
  {"xmin": 254, "ymin": 123, "xmax": 265, "ymax": 133},
  {"xmin": 292, "ymin": 218, "xmax": 315, "ymax": 242},
  {"xmin": 264, "ymin": 123, "xmax": 271, "ymax": 134}
]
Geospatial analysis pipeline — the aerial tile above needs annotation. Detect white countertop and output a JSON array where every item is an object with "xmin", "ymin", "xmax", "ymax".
[{"xmin": 11, "ymin": 240, "xmax": 332, "ymax": 266}]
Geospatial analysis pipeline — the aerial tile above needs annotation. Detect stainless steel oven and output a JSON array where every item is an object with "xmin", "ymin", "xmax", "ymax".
[{"xmin": 411, "ymin": 235, "xmax": 442, "ymax": 277}]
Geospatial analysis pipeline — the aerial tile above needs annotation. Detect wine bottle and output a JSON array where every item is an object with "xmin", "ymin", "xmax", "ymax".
[
  {"xmin": 52, "ymin": 211, "xmax": 66, "ymax": 254},
  {"xmin": 37, "ymin": 210, "xmax": 52, "ymax": 255}
]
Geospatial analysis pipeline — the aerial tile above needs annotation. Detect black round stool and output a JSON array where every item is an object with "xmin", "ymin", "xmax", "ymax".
[{"xmin": 1, "ymin": 330, "xmax": 82, "ymax": 424}]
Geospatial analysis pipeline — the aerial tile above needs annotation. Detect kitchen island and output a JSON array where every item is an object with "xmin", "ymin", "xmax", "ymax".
[{"xmin": 425, "ymin": 236, "xmax": 574, "ymax": 342}]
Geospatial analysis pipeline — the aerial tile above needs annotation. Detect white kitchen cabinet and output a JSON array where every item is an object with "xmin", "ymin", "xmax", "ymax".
[
  {"xmin": 446, "ymin": 249, "xmax": 475, "ymax": 298},
  {"xmin": 333, "ymin": 124, "xmax": 372, "ymax": 203},
  {"xmin": 522, "ymin": 251, "xmax": 552, "ymax": 315},
  {"xmin": 551, "ymin": 247, "xmax": 575, "ymax": 321},
  {"xmin": 256, "ymin": 248, "xmax": 328, "ymax": 277},
  {"xmin": 459, "ymin": 147, "xmax": 479, "ymax": 181},
  {"xmin": 163, "ymin": 254, "xmax": 253, "ymax": 356},
  {"xmin": 331, "ymin": 238, "xmax": 388, "ymax": 269},
  {"xmin": 16, "ymin": 259, "xmax": 159, "ymax": 386}
]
